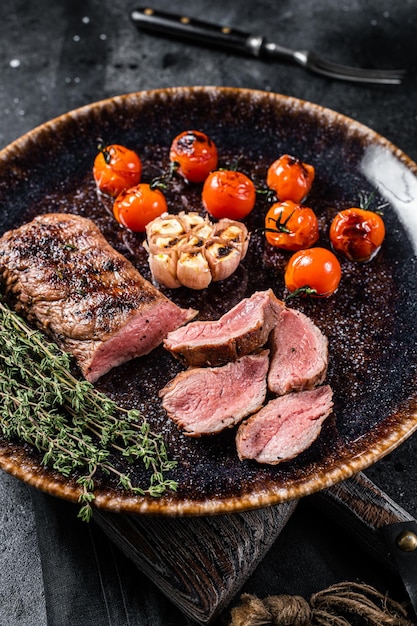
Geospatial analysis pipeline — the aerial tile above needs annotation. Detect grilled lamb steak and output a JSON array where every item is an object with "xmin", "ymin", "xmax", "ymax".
[
  {"xmin": 159, "ymin": 350, "xmax": 270, "ymax": 436},
  {"xmin": 0, "ymin": 213, "xmax": 197, "ymax": 382},
  {"xmin": 164, "ymin": 289, "xmax": 285, "ymax": 367},
  {"xmin": 236, "ymin": 385, "xmax": 333, "ymax": 465},
  {"xmin": 267, "ymin": 307, "xmax": 328, "ymax": 395}
]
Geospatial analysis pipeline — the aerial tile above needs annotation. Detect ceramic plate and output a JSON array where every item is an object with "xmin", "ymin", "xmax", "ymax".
[{"xmin": 0, "ymin": 86, "xmax": 416, "ymax": 515}]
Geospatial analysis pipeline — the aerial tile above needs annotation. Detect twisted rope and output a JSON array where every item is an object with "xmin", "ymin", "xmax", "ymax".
[{"xmin": 228, "ymin": 582, "xmax": 414, "ymax": 626}]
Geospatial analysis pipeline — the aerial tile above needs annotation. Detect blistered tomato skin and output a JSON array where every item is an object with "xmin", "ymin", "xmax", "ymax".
[
  {"xmin": 264, "ymin": 200, "xmax": 319, "ymax": 251},
  {"xmin": 267, "ymin": 154, "xmax": 315, "ymax": 203},
  {"xmin": 202, "ymin": 170, "xmax": 256, "ymax": 220},
  {"xmin": 285, "ymin": 247, "xmax": 342, "ymax": 298},
  {"xmin": 329, "ymin": 208, "xmax": 385, "ymax": 262},
  {"xmin": 113, "ymin": 184, "xmax": 168, "ymax": 232},
  {"xmin": 93, "ymin": 144, "xmax": 142, "ymax": 197},
  {"xmin": 169, "ymin": 130, "xmax": 218, "ymax": 183}
]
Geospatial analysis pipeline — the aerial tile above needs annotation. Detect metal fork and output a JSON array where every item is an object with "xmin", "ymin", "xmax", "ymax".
[
  {"xmin": 131, "ymin": 7, "xmax": 406, "ymax": 86},
  {"xmin": 262, "ymin": 42, "xmax": 405, "ymax": 85}
]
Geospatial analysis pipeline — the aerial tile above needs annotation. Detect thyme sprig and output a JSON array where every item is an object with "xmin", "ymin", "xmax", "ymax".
[
  {"xmin": 0, "ymin": 300, "xmax": 177, "ymax": 521},
  {"xmin": 359, "ymin": 190, "xmax": 389, "ymax": 215}
]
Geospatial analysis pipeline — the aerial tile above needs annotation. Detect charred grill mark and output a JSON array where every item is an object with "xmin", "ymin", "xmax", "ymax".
[
  {"xmin": 176, "ymin": 130, "xmax": 212, "ymax": 154},
  {"xmin": 0, "ymin": 213, "xmax": 162, "ymax": 334},
  {"xmin": 216, "ymin": 245, "xmax": 233, "ymax": 258}
]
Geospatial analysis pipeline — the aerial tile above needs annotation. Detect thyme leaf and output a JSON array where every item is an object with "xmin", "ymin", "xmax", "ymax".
[{"xmin": 0, "ymin": 300, "xmax": 178, "ymax": 521}]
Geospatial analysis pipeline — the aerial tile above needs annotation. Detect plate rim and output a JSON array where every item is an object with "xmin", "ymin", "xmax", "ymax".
[{"xmin": 0, "ymin": 85, "xmax": 416, "ymax": 516}]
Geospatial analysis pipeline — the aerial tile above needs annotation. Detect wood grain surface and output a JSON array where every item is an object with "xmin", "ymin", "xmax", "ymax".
[{"xmin": 94, "ymin": 501, "xmax": 297, "ymax": 624}]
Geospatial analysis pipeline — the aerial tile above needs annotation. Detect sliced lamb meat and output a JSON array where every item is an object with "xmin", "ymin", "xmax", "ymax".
[
  {"xmin": 267, "ymin": 307, "xmax": 328, "ymax": 395},
  {"xmin": 159, "ymin": 350, "xmax": 270, "ymax": 436},
  {"xmin": 236, "ymin": 385, "xmax": 333, "ymax": 465},
  {"xmin": 164, "ymin": 289, "xmax": 285, "ymax": 367},
  {"xmin": 0, "ymin": 213, "xmax": 197, "ymax": 382}
]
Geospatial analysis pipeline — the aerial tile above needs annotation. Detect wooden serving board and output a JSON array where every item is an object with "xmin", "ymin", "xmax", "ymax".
[
  {"xmin": 94, "ymin": 500, "xmax": 297, "ymax": 624},
  {"xmin": 93, "ymin": 471, "xmax": 417, "ymax": 624}
]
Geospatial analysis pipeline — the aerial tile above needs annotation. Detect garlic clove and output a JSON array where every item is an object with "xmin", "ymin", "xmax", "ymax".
[
  {"xmin": 146, "ymin": 213, "xmax": 183, "ymax": 236},
  {"xmin": 146, "ymin": 213, "xmax": 183, "ymax": 237},
  {"xmin": 177, "ymin": 211, "xmax": 206, "ymax": 232},
  {"xmin": 204, "ymin": 239, "xmax": 242, "ymax": 282},
  {"xmin": 183, "ymin": 222, "xmax": 216, "ymax": 250},
  {"xmin": 177, "ymin": 250, "xmax": 212, "ymax": 290},
  {"xmin": 214, "ymin": 219, "xmax": 250, "ymax": 258},
  {"xmin": 148, "ymin": 233, "xmax": 184, "ymax": 253},
  {"xmin": 195, "ymin": 221, "xmax": 216, "ymax": 240},
  {"xmin": 148, "ymin": 250, "xmax": 181, "ymax": 288},
  {"xmin": 145, "ymin": 214, "xmax": 185, "ymax": 254}
]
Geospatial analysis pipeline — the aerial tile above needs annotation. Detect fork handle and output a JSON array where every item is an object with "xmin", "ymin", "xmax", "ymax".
[{"xmin": 131, "ymin": 7, "xmax": 265, "ymax": 57}]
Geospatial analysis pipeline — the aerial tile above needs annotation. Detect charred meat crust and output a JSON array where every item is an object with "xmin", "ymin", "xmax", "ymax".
[
  {"xmin": 163, "ymin": 289, "xmax": 285, "ymax": 366},
  {"xmin": 0, "ymin": 213, "xmax": 197, "ymax": 381}
]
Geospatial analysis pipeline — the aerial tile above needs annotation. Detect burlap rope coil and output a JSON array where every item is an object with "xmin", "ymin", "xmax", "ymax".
[{"xmin": 228, "ymin": 582, "xmax": 414, "ymax": 626}]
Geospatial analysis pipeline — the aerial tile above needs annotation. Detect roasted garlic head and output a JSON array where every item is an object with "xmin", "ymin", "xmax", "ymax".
[{"xmin": 145, "ymin": 212, "xmax": 249, "ymax": 290}]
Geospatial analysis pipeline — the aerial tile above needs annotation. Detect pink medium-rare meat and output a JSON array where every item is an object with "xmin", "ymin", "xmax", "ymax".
[
  {"xmin": 0, "ymin": 213, "xmax": 197, "ymax": 382},
  {"xmin": 164, "ymin": 289, "xmax": 285, "ymax": 366},
  {"xmin": 267, "ymin": 307, "xmax": 328, "ymax": 395},
  {"xmin": 236, "ymin": 385, "xmax": 333, "ymax": 465},
  {"xmin": 159, "ymin": 350, "xmax": 270, "ymax": 436}
]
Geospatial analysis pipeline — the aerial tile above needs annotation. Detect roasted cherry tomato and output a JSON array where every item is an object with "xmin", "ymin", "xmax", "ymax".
[
  {"xmin": 285, "ymin": 247, "xmax": 342, "ymax": 297},
  {"xmin": 113, "ymin": 183, "xmax": 168, "ymax": 232},
  {"xmin": 93, "ymin": 143, "xmax": 142, "ymax": 197},
  {"xmin": 169, "ymin": 130, "xmax": 218, "ymax": 183},
  {"xmin": 202, "ymin": 169, "xmax": 256, "ymax": 220},
  {"xmin": 264, "ymin": 200, "xmax": 319, "ymax": 251},
  {"xmin": 267, "ymin": 154, "xmax": 315, "ymax": 203},
  {"xmin": 329, "ymin": 207, "xmax": 385, "ymax": 262}
]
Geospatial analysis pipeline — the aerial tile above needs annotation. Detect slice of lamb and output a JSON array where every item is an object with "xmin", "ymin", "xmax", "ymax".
[
  {"xmin": 159, "ymin": 350, "xmax": 270, "ymax": 436},
  {"xmin": 164, "ymin": 289, "xmax": 285, "ymax": 367},
  {"xmin": 236, "ymin": 385, "xmax": 333, "ymax": 465},
  {"xmin": 267, "ymin": 307, "xmax": 328, "ymax": 396},
  {"xmin": 0, "ymin": 213, "xmax": 197, "ymax": 382}
]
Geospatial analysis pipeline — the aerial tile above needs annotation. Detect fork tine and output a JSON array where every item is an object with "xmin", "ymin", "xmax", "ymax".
[
  {"xmin": 299, "ymin": 51, "xmax": 406, "ymax": 85},
  {"xmin": 264, "ymin": 43, "xmax": 405, "ymax": 85}
]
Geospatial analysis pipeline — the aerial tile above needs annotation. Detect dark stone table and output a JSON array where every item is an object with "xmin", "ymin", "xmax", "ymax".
[{"xmin": 0, "ymin": 0, "xmax": 416, "ymax": 624}]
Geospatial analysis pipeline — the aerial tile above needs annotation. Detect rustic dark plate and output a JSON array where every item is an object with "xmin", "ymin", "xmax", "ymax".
[{"xmin": 0, "ymin": 86, "xmax": 416, "ymax": 515}]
